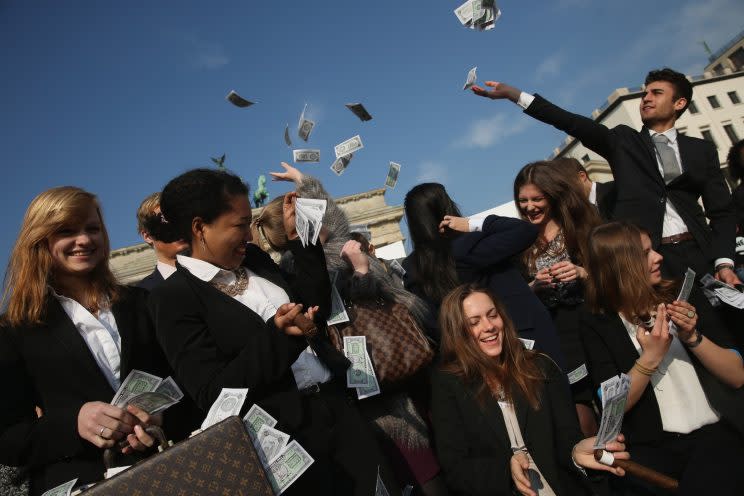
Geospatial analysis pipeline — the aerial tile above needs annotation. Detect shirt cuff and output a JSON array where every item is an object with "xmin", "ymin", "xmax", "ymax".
[
  {"xmin": 517, "ymin": 92, "xmax": 535, "ymax": 110},
  {"xmin": 468, "ymin": 217, "xmax": 485, "ymax": 232},
  {"xmin": 714, "ymin": 258, "xmax": 735, "ymax": 269}
]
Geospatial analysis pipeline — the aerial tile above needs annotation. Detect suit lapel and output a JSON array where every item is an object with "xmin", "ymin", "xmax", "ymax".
[
  {"xmin": 639, "ymin": 127, "xmax": 666, "ymax": 187},
  {"xmin": 112, "ymin": 292, "xmax": 135, "ymax": 379},
  {"xmin": 46, "ymin": 297, "xmax": 115, "ymax": 394},
  {"xmin": 595, "ymin": 313, "xmax": 640, "ymax": 369},
  {"xmin": 467, "ymin": 383, "xmax": 515, "ymax": 451},
  {"xmin": 675, "ymin": 134, "xmax": 693, "ymax": 176}
]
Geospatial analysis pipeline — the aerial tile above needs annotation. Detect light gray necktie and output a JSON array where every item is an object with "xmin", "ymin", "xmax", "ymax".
[{"xmin": 652, "ymin": 134, "xmax": 681, "ymax": 183}]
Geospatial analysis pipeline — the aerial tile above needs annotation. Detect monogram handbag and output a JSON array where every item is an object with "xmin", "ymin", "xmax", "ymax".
[
  {"xmin": 327, "ymin": 300, "xmax": 434, "ymax": 386},
  {"xmin": 85, "ymin": 416, "xmax": 273, "ymax": 495}
]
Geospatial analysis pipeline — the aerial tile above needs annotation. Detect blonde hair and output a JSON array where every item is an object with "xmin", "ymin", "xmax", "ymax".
[
  {"xmin": 252, "ymin": 195, "xmax": 289, "ymax": 252},
  {"xmin": 136, "ymin": 192, "xmax": 161, "ymax": 234},
  {"xmin": 1, "ymin": 187, "xmax": 119, "ymax": 327}
]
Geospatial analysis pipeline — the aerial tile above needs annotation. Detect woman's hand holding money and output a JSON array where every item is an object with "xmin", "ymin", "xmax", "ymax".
[
  {"xmin": 665, "ymin": 300, "xmax": 698, "ymax": 342},
  {"xmin": 636, "ymin": 304, "xmax": 672, "ymax": 369},
  {"xmin": 572, "ymin": 434, "xmax": 629, "ymax": 476},
  {"xmin": 77, "ymin": 401, "xmax": 139, "ymax": 448}
]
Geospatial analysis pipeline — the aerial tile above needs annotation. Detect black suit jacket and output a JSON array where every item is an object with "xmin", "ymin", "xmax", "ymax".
[
  {"xmin": 525, "ymin": 94, "xmax": 736, "ymax": 263},
  {"xmin": 148, "ymin": 240, "xmax": 343, "ymax": 431},
  {"xmin": 431, "ymin": 355, "xmax": 591, "ymax": 496},
  {"xmin": 579, "ymin": 289, "xmax": 744, "ymax": 445},
  {"xmin": 595, "ymin": 180, "xmax": 616, "ymax": 221},
  {"xmin": 0, "ymin": 286, "xmax": 195, "ymax": 495},
  {"xmin": 136, "ymin": 268, "xmax": 164, "ymax": 291}
]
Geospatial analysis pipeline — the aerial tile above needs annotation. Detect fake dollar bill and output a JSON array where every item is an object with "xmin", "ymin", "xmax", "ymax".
[
  {"xmin": 295, "ymin": 198, "xmax": 327, "ymax": 247},
  {"xmin": 41, "ymin": 478, "xmax": 77, "ymax": 496},
  {"xmin": 243, "ymin": 404, "xmax": 278, "ymax": 441},
  {"xmin": 284, "ymin": 124, "xmax": 292, "ymax": 147},
  {"xmin": 256, "ymin": 424, "xmax": 291, "ymax": 465},
  {"xmin": 201, "ymin": 388, "xmax": 249, "ymax": 430},
  {"xmin": 330, "ymin": 153, "xmax": 353, "ymax": 176},
  {"xmin": 327, "ymin": 271, "xmax": 350, "ymax": 326},
  {"xmin": 454, "ymin": 0, "xmax": 500, "ymax": 31},
  {"xmin": 385, "ymin": 162, "xmax": 401, "ymax": 188},
  {"xmin": 594, "ymin": 374, "xmax": 630, "ymax": 449},
  {"xmin": 375, "ymin": 467, "xmax": 390, "ymax": 496},
  {"xmin": 344, "ymin": 336, "xmax": 372, "ymax": 387},
  {"xmin": 226, "ymin": 90, "xmax": 254, "ymax": 108},
  {"xmin": 676, "ymin": 268, "xmax": 696, "ymax": 302},
  {"xmin": 356, "ymin": 348, "xmax": 381, "ymax": 399},
  {"xmin": 111, "ymin": 369, "xmax": 163, "ymax": 407},
  {"xmin": 463, "ymin": 66, "xmax": 477, "ymax": 90},
  {"xmin": 154, "ymin": 376, "xmax": 184, "ymax": 402},
  {"xmin": 334, "ymin": 135, "xmax": 364, "ymax": 159},
  {"xmin": 345, "ymin": 103, "xmax": 373, "ymax": 121},
  {"xmin": 298, "ymin": 118, "xmax": 315, "ymax": 142},
  {"xmin": 266, "ymin": 440, "xmax": 315, "ymax": 495},
  {"xmin": 293, "ymin": 149, "xmax": 320, "ymax": 163},
  {"xmin": 128, "ymin": 391, "xmax": 180, "ymax": 415}
]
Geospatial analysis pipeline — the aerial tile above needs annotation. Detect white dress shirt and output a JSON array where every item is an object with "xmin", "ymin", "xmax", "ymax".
[
  {"xmin": 156, "ymin": 261, "xmax": 177, "ymax": 280},
  {"xmin": 619, "ymin": 315, "xmax": 719, "ymax": 433},
  {"xmin": 517, "ymin": 92, "xmax": 733, "ymax": 268},
  {"xmin": 176, "ymin": 255, "xmax": 332, "ymax": 389},
  {"xmin": 52, "ymin": 289, "xmax": 122, "ymax": 391},
  {"xmin": 589, "ymin": 181, "xmax": 598, "ymax": 206}
]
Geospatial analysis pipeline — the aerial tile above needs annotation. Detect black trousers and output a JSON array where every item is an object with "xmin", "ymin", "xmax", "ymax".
[
  {"xmin": 285, "ymin": 381, "xmax": 400, "ymax": 496},
  {"xmin": 611, "ymin": 421, "xmax": 744, "ymax": 496}
]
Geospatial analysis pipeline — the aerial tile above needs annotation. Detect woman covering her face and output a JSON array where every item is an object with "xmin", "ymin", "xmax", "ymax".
[
  {"xmin": 514, "ymin": 160, "xmax": 602, "ymax": 437},
  {"xmin": 0, "ymin": 187, "xmax": 184, "ymax": 495},
  {"xmin": 430, "ymin": 284, "xmax": 627, "ymax": 496},
  {"xmin": 146, "ymin": 168, "xmax": 397, "ymax": 495},
  {"xmin": 581, "ymin": 222, "xmax": 744, "ymax": 495}
]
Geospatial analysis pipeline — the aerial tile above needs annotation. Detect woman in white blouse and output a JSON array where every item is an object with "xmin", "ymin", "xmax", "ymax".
[
  {"xmin": 581, "ymin": 221, "xmax": 744, "ymax": 495},
  {"xmin": 0, "ymin": 187, "xmax": 173, "ymax": 495}
]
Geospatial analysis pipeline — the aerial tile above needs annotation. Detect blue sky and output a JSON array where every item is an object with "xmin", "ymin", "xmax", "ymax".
[{"xmin": 1, "ymin": 0, "xmax": 743, "ymax": 279}]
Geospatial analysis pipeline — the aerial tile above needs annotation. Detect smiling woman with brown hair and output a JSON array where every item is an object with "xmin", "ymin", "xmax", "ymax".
[
  {"xmin": 431, "ymin": 283, "xmax": 628, "ymax": 496},
  {"xmin": 0, "ymin": 187, "xmax": 177, "ymax": 495}
]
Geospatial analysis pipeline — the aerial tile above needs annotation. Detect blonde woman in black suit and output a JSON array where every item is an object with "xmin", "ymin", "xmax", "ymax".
[{"xmin": 0, "ymin": 187, "xmax": 183, "ymax": 495}]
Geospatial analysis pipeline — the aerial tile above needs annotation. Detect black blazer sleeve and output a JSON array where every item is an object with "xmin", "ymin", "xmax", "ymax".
[
  {"xmin": 525, "ymin": 94, "xmax": 615, "ymax": 159},
  {"xmin": 453, "ymin": 215, "xmax": 538, "ymax": 271},
  {"xmin": 430, "ymin": 370, "xmax": 512, "ymax": 495},
  {"xmin": 148, "ymin": 279, "xmax": 306, "ymax": 412},
  {"xmin": 0, "ymin": 328, "xmax": 88, "ymax": 468},
  {"xmin": 282, "ymin": 240, "xmax": 332, "ymax": 324},
  {"xmin": 540, "ymin": 357, "xmax": 583, "ymax": 471}
]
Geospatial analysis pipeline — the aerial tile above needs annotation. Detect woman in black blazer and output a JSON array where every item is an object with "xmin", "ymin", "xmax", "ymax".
[
  {"xmin": 0, "ymin": 187, "xmax": 178, "ymax": 495},
  {"xmin": 146, "ymin": 168, "xmax": 398, "ymax": 495},
  {"xmin": 402, "ymin": 182, "xmax": 564, "ymax": 368},
  {"xmin": 581, "ymin": 222, "xmax": 744, "ymax": 495},
  {"xmin": 430, "ymin": 284, "xmax": 627, "ymax": 496}
]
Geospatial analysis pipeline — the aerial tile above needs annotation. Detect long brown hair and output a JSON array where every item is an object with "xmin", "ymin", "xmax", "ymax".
[
  {"xmin": 1, "ymin": 187, "xmax": 119, "ymax": 327},
  {"xmin": 439, "ymin": 284, "xmax": 545, "ymax": 409},
  {"xmin": 584, "ymin": 222, "xmax": 677, "ymax": 320},
  {"xmin": 513, "ymin": 160, "xmax": 601, "ymax": 272}
]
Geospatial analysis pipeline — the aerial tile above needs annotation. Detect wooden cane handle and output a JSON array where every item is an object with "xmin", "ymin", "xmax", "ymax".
[{"xmin": 594, "ymin": 449, "xmax": 679, "ymax": 493}]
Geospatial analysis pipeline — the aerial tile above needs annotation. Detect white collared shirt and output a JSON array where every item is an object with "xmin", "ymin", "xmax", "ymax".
[
  {"xmin": 589, "ymin": 181, "xmax": 598, "ymax": 206},
  {"xmin": 619, "ymin": 314, "xmax": 719, "ymax": 433},
  {"xmin": 52, "ymin": 289, "xmax": 122, "ymax": 391},
  {"xmin": 517, "ymin": 92, "xmax": 733, "ymax": 268},
  {"xmin": 156, "ymin": 261, "xmax": 177, "ymax": 280},
  {"xmin": 176, "ymin": 255, "xmax": 332, "ymax": 389}
]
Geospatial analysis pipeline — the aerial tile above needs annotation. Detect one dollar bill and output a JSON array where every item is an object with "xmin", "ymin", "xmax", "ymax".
[
  {"xmin": 266, "ymin": 440, "xmax": 314, "ymax": 495},
  {"xmin": 111, "ymin": 369, "xmax": 163, "ymax": 407},
  {"xmin": 334, "ymin": 135, "xmax": 364, "ymax": 159},
  {"xmin": 293, "ymin": 149, "xmax": 320, "ymax": 163}
]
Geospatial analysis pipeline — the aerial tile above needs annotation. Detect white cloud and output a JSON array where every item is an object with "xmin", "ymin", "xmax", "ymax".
[
  {"xmin": 535, "ymin": 52, "xmax": 564, "ymax": 82},
  {"xmin": 416, "ymin": 161, "xmax": 450, "ymax": 183},
  {"xmin": 453, "ymin": 113, "xmax": 529, "ymax": 149}
]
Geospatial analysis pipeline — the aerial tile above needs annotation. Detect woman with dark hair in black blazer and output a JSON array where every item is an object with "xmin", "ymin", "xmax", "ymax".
[
  {"xmin": 0, "ymin": 187, "xmax": 184, "ymax": 495},
  {"xmin": 402, "ymin": 182, "xmax": 564, "ymax": 367},
  {"xmin": 581, "ymin": 221, "xmax": 744, "ymax": 495},
  {"xmin": 431, "ymin": 283, "xmax": 628, "ymax": 496},
  {"xmin": 146, "ymin": 168, "xmax": 398, "ymax": 495}
]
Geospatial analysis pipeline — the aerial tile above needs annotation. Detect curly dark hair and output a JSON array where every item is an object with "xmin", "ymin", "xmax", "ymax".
[
  {"xmin": 645, "ymin": 68, "xmax": 693, "ymax": 118},
  {"xmin": 727, "ymin": 139, "xmax": 744, "ymax": 183},
  {"xmin": 145, "ymin": 168, "xmax": 249, "ymax": 244}
]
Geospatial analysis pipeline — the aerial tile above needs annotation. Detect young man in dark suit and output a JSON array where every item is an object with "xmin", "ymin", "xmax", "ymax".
[
  {"xmin": 135, "ymin": 193, "xmax": 188, "ymax": 290},
  {"xmin": 472, "ymin": 68, "xmax": 740, "ymax": 286}
]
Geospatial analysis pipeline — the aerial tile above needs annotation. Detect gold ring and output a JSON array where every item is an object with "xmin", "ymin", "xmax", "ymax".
[{"xmin": 687, "ymin": 310, "xmax": 695, "ymax": 318}]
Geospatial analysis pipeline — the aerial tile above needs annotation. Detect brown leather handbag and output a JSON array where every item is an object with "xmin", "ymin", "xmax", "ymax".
[
  {"xmin": 327, "ymin": 300, "xmax": 434, "ymax": 386},
  {"xmin": 85, "ymin": 416, "xmax": 273, "ymax": 495}
]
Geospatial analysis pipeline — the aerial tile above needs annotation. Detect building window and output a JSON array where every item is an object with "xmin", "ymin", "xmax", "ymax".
[
  {"xmin": 688, "ymin": 101, "xmax": 699, "ymax": 114},
  {"xmin": 723, "ymin": 124, "xmax": 739, "ymax": 144},
  {"xmin": 728, "ymin": 91, "xmax": 741, "ymax": 104},
  {"xmin": 700, "ymin": 129, "xmax": 717, "ymax": 148},
  {"xmin": 581, "ymin": 154, "xmax": 590, "ymax": 164},
  {"xmin": 707, "ymin": 95, "xmax": 721, "ymax": 109}
]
